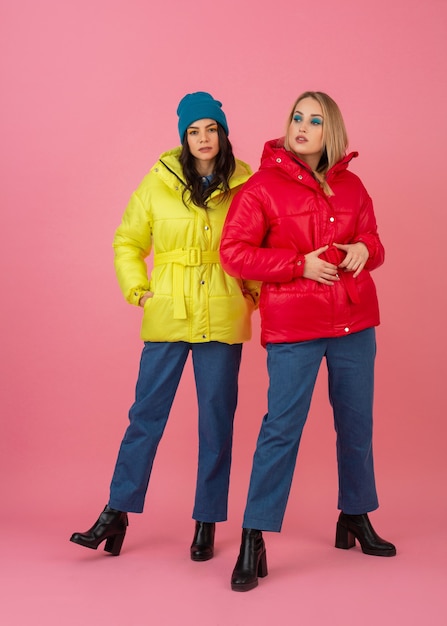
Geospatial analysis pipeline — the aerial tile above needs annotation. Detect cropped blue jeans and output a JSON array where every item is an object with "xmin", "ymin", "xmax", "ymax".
[
  {"xmin": 243, "ymin": 328, "xmax": 379, "ymax": 532},
  {"xmin": 109, "ymin": 341, "xmax": 242, "ymax": 521}
]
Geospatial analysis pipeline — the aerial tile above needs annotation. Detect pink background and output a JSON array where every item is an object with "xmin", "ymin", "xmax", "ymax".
[{"xmin": 1, "ymin": 0, "xmax": 446, "ymax": 624}]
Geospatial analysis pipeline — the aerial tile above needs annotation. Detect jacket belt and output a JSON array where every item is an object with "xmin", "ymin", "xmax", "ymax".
[
  {"xmin": 339, "ymin": 271, "xmax": 360, "ymax": 304},
  {"xmin": 154, "ymin": 248, "xmax": 220, "ymax": 319},
  {"xmin": 325, "ymin": 245, "xmax": 360, "ymax": 305}
]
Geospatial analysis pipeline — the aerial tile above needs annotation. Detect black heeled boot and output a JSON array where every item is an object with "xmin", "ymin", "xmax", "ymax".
[
  {"xmin": 231, "ymin": 528, "xmax": 268, "ymax": 592},
  {"xmin": 335, "ymin": 512, "xmax": 396, "ymax": 557},
  {"xmin": 190, "ymin": 521, "xmax": 215, "ymax": 561},
  {"xmin": 70, "ymin": 505, "xmax": 128, "ymax": 556}
]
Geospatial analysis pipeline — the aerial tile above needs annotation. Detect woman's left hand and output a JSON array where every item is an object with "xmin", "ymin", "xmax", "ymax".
[
  {"xmin": 333, "ymin": 242, "xmax": 369, "ymax": 278},
  {"xmin": 138, "ymin": 291, "xmax": 153, "ymax": 307}
]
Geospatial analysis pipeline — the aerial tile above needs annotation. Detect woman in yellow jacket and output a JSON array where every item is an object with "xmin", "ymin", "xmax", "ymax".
[{"xmin": 70, "ymin": 92, "xmax": 258, "ymax": 560}]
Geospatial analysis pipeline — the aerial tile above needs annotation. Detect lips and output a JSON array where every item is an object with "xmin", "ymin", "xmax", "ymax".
[{"xmin": 296, "ymin": 136, "xmax": 307, "ymax": 143}]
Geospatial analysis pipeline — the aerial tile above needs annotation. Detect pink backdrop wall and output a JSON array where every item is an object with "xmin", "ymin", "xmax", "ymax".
[{"xmin": 1, "ymin": 0, "xmax": 446, "ymax": 551}]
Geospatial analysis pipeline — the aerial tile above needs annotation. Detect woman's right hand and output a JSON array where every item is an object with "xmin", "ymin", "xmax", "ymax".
[
  {"xmin": 138, "ymin": 291, "xmax": 154, "ymax": 307},
  {"xmin": 303, "ymin": 246, "xmax": 339, "ymax": 285}
]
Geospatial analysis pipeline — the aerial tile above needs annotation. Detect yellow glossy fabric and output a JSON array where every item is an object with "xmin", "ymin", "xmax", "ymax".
[{"xmin": 113, "ymin": 147, "xmax": 259, "ymax": 344}]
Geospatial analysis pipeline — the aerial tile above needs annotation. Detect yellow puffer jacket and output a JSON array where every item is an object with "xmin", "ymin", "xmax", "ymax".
[{"xmin": 113, "ymin": 147, "xmax": 259, "ymax": 344}]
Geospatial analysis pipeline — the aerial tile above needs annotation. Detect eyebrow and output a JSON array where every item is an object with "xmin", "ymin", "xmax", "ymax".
[
  {"xmin": 295, "ymin": 110, "xmax": 323, "ymax": 118},
  {"xmin": 188, "ymin": 122, "xmax": 218, "ymax": 129}
]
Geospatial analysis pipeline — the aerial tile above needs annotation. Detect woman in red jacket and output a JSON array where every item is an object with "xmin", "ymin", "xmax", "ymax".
[{"xmin": 220, "ymin": 91, "xmax": 396, "ymax": 592}]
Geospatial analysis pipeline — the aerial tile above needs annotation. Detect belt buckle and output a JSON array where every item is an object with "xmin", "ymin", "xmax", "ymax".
[{"xmin": 187, "ymin": 247, "xmax": 201, "ymax": 266}]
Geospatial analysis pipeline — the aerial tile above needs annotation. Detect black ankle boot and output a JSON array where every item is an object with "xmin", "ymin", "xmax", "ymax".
[
  {"xmin": 70, "ymin": 505, "xmax": 128, "ymax": 556},
  {"xmin": 231, "ymin": 528, "xmax": 268, "ymax": 592},
  {"xmin": 335, "ymin": 512, "xmax": 396, "ymax": 557},
  {"xmin": 190, "ymin": 521, "xmax": 215, "ymax": 561}
]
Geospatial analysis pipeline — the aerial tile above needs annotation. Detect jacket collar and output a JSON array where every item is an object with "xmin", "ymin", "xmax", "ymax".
[
  {"xmin": 155, "ymin": 146, "xmax": 252, "ymax": 194},
  {"xmin": 259, "ymin": 137, "xmax": 358, "ymax": 181}
]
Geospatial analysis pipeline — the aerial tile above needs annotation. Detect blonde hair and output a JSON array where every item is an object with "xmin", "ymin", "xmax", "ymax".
[{"xmin": 284, "ymin": 91, "xmax": 348, "ymax": 173}]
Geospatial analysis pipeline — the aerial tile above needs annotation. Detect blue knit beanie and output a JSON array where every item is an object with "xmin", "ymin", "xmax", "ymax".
[{"xmin": 177, "ymin": 91, "xmax": 229, "ymax": 142}]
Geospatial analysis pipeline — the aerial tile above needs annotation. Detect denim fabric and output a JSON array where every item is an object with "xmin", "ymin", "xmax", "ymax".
[
  {"xmin": 109, "ymin": 341, "xmax": 242, "ymax": 520},
  {"xmin": 243, "ymin": 328, "xmax": 379, "ymax": 532}
]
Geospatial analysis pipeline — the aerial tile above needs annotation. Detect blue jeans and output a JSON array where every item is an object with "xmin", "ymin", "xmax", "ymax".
[
  {"xmin": 243, "ymin": 328, "xmax": 379, "ymax": 532},
  {"xmin": 109, "ymin": 341, "xmax": 242, "ymax": 520}
]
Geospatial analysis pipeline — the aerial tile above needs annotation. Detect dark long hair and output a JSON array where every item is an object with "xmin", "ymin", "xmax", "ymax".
[{"xmin": 179, "ymin": 124, "xmax": 236, "ymax": 209}]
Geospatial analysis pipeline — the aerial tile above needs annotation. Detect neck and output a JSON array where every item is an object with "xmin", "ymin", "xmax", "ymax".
[
  {"xmin": 288, "ymin": 149, "xmax": 320, "ymax": 172},
  {"xmin": 195, "ymin": 159, "xmax": 215, "ymax": 177},
  {"xmin": 300, "ymin": 155, "xmax": 321, "ymax": 171}
]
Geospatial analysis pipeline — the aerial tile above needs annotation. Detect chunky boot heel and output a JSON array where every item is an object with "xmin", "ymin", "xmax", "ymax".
[
  {"xmin": 231, "ymin": 528, "xmax": 268, "ymax": 592},
  {"xmin": 335, "ymin": 512, "xmax": 396, "ymax": 557},
  {"xmin": 70, "ymin": 505, "xmax": 128, "ymax": 556},
  {"xmin": 104, "ymin": 532, "xmax": 126, "ymax": 556},
  {"xmin": 335, "ymin": 520, "xmax": 356, "ymax": 549},
  {"xmin": 190, "ymin": 521, "xmax": 215, "ymax": 562},
  {"xmin": 257, "ymin": 547, "xmax": 268, "ymax": 578}
]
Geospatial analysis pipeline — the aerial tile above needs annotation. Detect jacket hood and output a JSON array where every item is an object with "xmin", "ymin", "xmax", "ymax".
[
  {"xmin": 155, "ymin": 146, "xmax": 252, "ymax": 192},
  {"xmin": 259, "ymin": 137, "xmax": 358, "ymax": 178}
]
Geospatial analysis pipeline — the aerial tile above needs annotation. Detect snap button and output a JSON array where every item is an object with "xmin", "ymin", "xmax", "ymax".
[
  {"xmin": 329, "ymin": 217, "xmax": 335, "ymax": 222},
  {"xmin": 344, "ymin": 327, "xmax": 350, "ymax": 333},
  {"xmin": 298, "ymin": 175, "xmax": 303, "ymax": 180},
  {"xmin": 276, "ymin": 158, "xmax": 282, "ymax": 163}
]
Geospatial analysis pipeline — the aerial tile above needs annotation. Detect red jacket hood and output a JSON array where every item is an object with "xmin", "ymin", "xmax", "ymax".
[{"xmin": 259, "ymin": 137, "xmax": 358, "ymax": 178}]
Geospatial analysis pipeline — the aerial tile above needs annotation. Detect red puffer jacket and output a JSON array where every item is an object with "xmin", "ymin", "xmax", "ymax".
[{"xmin": 220, "ymin": 138, "xmax": 385, "ymax": 346}]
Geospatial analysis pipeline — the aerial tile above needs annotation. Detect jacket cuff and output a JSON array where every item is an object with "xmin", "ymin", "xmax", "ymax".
[
  {"xmin": 292, "ymin": 255, "xmax": 305, "ymax": 278},
  {"xmin": 127, "ymin": 287, "xmax": 149, "ymax": 306}
]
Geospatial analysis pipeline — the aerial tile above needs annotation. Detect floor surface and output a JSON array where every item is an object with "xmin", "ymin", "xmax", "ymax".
[{"xmin": 2, "ymin": 473, "xmax": 445, "ymax": 626}]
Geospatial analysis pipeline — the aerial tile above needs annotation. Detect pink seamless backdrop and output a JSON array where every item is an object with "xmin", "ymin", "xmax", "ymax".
[{"xmin": 1, "ymin": 1, "xmax": 446, "ymax": 624}]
